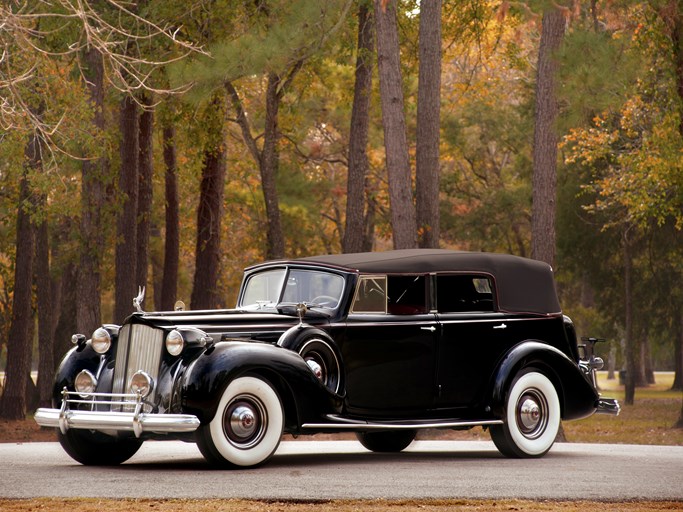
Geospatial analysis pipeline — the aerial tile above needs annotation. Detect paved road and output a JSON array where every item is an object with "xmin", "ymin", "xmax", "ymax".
[{"xmin": 0, "ymin": 440, "xmax": 681, "ymax": 501}]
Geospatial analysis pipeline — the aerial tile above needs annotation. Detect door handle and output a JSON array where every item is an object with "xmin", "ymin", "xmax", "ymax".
[
  {"xmin": 421, "ymin": 326, "xmax": 436, "ymax": 332},
  {"xmin": 493, "ymin": 323, "xmax": 507, "ymax": 330}
]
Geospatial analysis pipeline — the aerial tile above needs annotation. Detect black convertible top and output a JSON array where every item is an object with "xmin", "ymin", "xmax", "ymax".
[{"xmin": 250, "ymin": 249, "xmax": 562, "ymax": 315}]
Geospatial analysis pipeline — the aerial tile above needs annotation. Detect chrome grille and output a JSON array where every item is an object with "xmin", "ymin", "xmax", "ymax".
[{"xmin": 112, "ymin": 324, "xmax": 163, "ymax": 412}]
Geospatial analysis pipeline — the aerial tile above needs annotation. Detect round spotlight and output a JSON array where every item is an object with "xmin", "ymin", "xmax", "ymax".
[
  {"xmin": 74, "ymin": 370, "xmax": 97, "ymax": 397},
  {"xmin": 129, "ymin": 371, "xmax": 154, "ymax": 398},
  {"xmin": 91, "ymin": 327, "xmax": 111, "ymax": 354}
]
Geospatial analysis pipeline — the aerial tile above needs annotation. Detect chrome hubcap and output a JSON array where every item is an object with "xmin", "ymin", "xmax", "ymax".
[
  {"xmin": 224, "ymin": 396, "xmax": 266, "ymax": 449},
  {"xmin": 516, "ymin": 390, "xmax": 548, "ymax": 439},
  {"xmin": 230, "ymin": 405, "xmax": 257, "ymax": 438},
  {"xmin": 306, "ymin": 359, "xmax": 324, "ymax": 380}
]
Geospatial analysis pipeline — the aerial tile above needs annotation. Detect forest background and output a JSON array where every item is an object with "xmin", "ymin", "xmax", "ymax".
[{"xmin": 0, "ymin": 0, "xmax": 682, "ymax": 428}]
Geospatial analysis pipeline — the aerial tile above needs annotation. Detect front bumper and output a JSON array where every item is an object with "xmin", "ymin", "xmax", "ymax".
[
  {"xmin": 595, "ymin": 397, "xmax": 621, "ymax": 416},
  {"xmin": 34, "ymin": 388, "xmax": 200, "ymax": 438}
]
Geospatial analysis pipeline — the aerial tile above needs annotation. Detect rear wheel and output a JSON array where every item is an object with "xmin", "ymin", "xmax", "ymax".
[
  {"xmin": 490, "ymin": 370, "xmax": 560, "ymax": 458},
  {"xmin": 197, "ymin": 376, "xmax": 284, "ymax": 468},
  {"xmin": 356, "ymin": 429, "xmax": 417, "ymax": 453},
  {"xmin": 58, "ymin": 429, "xmax": 142, "ymax": 466}
]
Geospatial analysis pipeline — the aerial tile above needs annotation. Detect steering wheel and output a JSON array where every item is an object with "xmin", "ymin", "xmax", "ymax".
[{"xmin": 310, "ymin": 295, "xmax": 338, "ymax": 307}]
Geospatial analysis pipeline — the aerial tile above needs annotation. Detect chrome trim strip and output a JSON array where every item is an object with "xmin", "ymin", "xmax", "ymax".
[{"xmin": 301, "ymin": 418, "xmax": 503, "ymax": 430}]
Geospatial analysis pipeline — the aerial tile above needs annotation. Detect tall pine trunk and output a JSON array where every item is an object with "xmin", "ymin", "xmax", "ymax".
[
  {"xmin": 114, "ymin": 95, "xmax": 140, "ymax": 323},
  {"xmin": 261, "ymin": 73, "xmax": 286, "ymax": 259},
  {"xmin": 0, "ymin": 143, "xmax": 38, "ymax": 419},
  {"xmin": 416, "ymin": 0, "xmax": 442, "ymax": 249},
  {"xmin": 191, "ymin": 91, "xmax": 227, "ymax": 310},
  {"xmin": 343, "ymin": 4, "xmax": 374, "ymax": 254},
  {"xmin": 623, "ymin": 228, "xmax": 638, "ymax": 405},
  {"xmin": 76, "ymin": 48, "xmax": 107, "ymax": 335},
  {"xmin": 136, "ymin": 95, "xmax": 154, "ymax": 296},
  {"xmin": 374, "ymin": 0, "xmax": 417, "ymax": 249},
  {"xmin": 161, "ymin": 124, "xmax": 179, "ymax": 311},
  {"xmin": 531, "ymin": 8, "xmax": 565, "ymax": 266},
  {"xmin": 35, "ymin": 208, "xmax": 55, "ymax": 408}
]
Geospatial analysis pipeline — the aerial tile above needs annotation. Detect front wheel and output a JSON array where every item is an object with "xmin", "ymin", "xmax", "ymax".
[
  {"xmin": 356, "ymin": 429, "xmax": 417, "ymax": 453},
  {"xmin": 490, "ymin": 370, "xmax": 560, "ymax": 458},
  {"xmin": 196, "ymin": 376, "xmax": 284, "ymax": 468},
  {"xmin": 58, "ymin": 429, "xmax": 142, "ymax": 466}
]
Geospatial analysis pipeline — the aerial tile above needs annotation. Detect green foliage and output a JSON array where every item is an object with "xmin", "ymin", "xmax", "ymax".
[{"xmin": 172, "ymin": 0, "xmax": 353, "ymax": 102}]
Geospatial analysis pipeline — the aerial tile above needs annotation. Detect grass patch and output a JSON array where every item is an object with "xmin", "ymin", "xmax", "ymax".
[{"xmin": 562, "ymin": 372, "xmax": 683, "ymax": 445}]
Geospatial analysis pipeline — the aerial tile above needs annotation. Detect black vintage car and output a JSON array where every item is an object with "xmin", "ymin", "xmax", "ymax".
[{"xmin": 36, "ymin": 249, "xmax": 619, "ymax": 467}]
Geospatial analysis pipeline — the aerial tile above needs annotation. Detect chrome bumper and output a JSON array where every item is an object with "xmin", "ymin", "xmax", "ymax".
[
  {"xmin": 595, "ymin": 397, "xmax": 621, "ymax": 416},
  {"xmin": 34, "ymin": 388, "xmax": 200, "ymax": 438}
]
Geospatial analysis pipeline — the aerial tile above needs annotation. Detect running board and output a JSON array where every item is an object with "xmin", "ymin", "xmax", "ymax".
[{"xmin": 301, "ymin": 415, "xmax": 503, "ymax": 431}]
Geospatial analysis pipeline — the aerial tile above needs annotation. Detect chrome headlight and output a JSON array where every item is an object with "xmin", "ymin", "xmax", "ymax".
[
  {"xmin": 74, "ymin": 369, "xmax": 97, "ymax": 397},
  {"xmin": 165, "ymin": 329, "xmax": 185, "ymax": 356},
  {"xmin": 91, "ymin": 327, "xmax": 111, "ymax": 354},
  {"xmin": 129, "ymin": 371, "xmax": 154, "ymax": 398}
]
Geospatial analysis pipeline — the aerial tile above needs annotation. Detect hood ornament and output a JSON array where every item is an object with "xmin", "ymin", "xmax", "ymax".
[{"xmin": 133, "ymin": 286, "xmax": 146, "ymax": 313}]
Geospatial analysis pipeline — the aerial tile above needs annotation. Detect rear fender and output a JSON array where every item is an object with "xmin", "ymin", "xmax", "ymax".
[{"xmin": 488, "ymin": 340, "xmax": 598, "ymax": 421}]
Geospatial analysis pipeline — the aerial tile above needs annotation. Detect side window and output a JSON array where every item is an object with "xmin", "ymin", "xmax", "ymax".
[
  {"xmin": 436, "ymin": 275, "xmax": 495, "ymax": 313},
  {"xmin": 387, "ymin": 275, "xmax": 428, "ymax": 315},
  {"xmin": 351, "ymin": 276, "xmax": 387, "ymax": 313}
]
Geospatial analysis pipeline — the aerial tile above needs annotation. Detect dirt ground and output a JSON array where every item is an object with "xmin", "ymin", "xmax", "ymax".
[{"xmin": 0, "ymin": 498, "xmax": 681, "ymax": 512}]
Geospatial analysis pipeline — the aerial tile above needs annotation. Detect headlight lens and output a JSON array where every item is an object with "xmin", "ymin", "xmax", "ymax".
[
  {"xmin": 165, "ymin": 329, "xmax": 185, "ymax": 356},
  {"xmin": 129, "ymin": 371, "xmax": 154, "ymax": 398},
  {"xmin": 91, "ymin": 327, "xmax": 111, "ymax": 354},
  {"xmin": 74, "ymin": 370, "xmax": 97, "ymax": 397}
]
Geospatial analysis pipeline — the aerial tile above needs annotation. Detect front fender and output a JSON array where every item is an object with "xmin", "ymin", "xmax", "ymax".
[
  {"xmin": 51, "ymin": 345, "xmax": 104, "ymax": 406},
  {"xmin": 181, "ymin": 341, "xmax": 339, "ymax": 428},
  {"xmin": 489, "ymin": 341, "xmax": 599, "ymax": 421}
]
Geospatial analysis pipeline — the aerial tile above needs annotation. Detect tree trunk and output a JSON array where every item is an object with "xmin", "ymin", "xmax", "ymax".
[
  {"xmin": 0, "ymin": 146, "xmax": 38, "ymax": 420},
  {"xmin": 343, "ymin": 4, "xmax": 374, "ymax": 254},
  {"xmin": 623, "ymin": 228, "xmax": 638, "ymax": 405},
  {"xmin": 191, "ymin": 91, "xmax": 227, "ymax": 310},
  {"xmin": 35, "ymin": 210, "xmax": 55, "ymax": 409},
  {"xmin": 261, "ymin": 73, "xmax": 286, "ymax": 259},
  {"xmin": 641, "ymin": 331, "xmax": 655, "ymax": 385},
  {"xmin": 416, "ymin": 0, "xmax": 442, "ymax": 249},
  {"xmin": 374, "ymin": 0, "xmax": 417, "ymax": 250},
  {"xmin": 161, "ymin": 124, "xmax": 179, "ymax": 311},
  {"xmin": 672, "ymin": 310, "xmax": 683, "ymax": 391},
  {"xmin": 136, "ymin": 95, "xmax": 154, "ymax": 296},
  {"xmin": 114, "ymin": 95, "xmax": 140, "ymax": 323},
  {"xmin": 53, "ymin": 261, "xmax": 78, "ymax": 360},
  {"xmin": 76, "ymin": 48, "xmax": 107, "ymax": 335},
  {"xmin": 531, "ymin": 7, "xmax": 565, "ymax": 267}
]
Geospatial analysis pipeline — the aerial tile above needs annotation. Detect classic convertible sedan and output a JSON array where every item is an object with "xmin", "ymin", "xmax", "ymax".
[{"xmin": 36, "ymin": 249, "xmax": 619, "ymax": 467}]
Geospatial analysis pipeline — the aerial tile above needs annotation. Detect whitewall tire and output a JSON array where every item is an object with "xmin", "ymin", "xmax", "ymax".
[
  {"xmin": 197, "ymin": 376, "xmax": 283, "ymax": 468},
  {"xmin": 490, "ymin": 370, "xmax": 560, "ymax": 458}
]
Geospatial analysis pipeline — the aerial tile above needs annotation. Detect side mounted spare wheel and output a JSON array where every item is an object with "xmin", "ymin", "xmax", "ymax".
[
  {"xmin": 489, "ymin": 369, "xmax": 560, "ymax": 458},
  {"xmin": 297, "ymin": 336, "xmax": 342, "ymax": 394},
  {"xmin": 196, "ymin": 375, "xmax": 284, "ymax": 468}
]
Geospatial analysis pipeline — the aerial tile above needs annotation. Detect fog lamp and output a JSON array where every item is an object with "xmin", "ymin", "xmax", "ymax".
[
  {"xmin": 129, "ymin": 371, "xmax": 154, "ymax": 398},
  {"xmin": 91, "ymin": 327, "xmax": 111, "ymax": 354},
  {"xmin": 74, "ymin": 370, "xmax": 97, "ymax": 397},
  {"xmin": 165, "ymin": 329, "xmax": 185, "ymax": 356}
]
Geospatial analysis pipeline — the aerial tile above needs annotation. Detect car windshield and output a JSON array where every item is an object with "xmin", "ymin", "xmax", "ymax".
[{"xmin": 240, "ymin": 268, "xmax": 344, "ymax": 310}]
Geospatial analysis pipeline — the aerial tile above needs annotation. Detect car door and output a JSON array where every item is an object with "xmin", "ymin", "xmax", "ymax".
[
  {"xmin": 341, "ymin": 274, "xmax": 439, "ymax": 415},
  {"xmin": 433, "ymin": 273, "xmax": 512, "ymax": 408}
]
